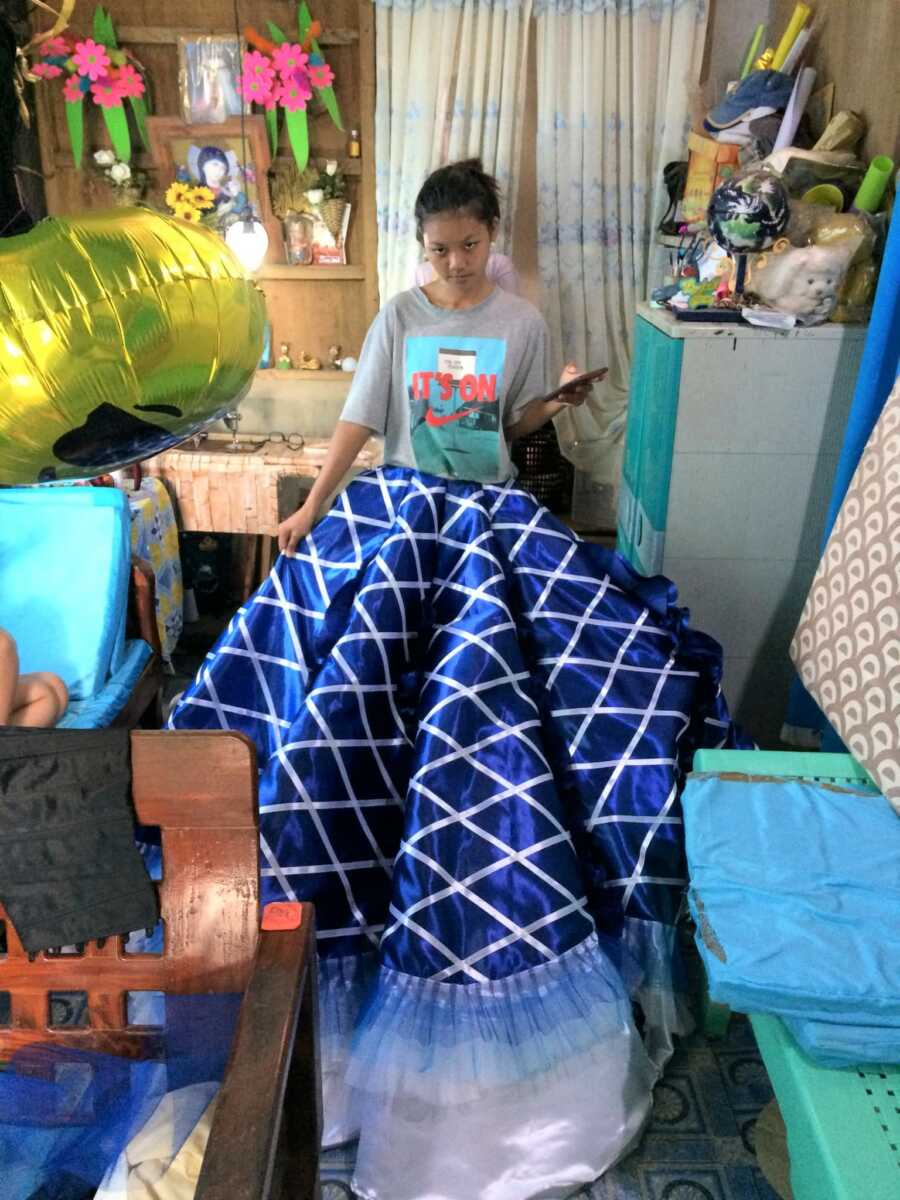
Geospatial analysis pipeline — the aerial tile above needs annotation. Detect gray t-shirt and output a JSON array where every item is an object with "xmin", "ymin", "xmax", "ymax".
[{"xmin": 340, "ymin": 286, "xmax": 549, "ymax": 482}]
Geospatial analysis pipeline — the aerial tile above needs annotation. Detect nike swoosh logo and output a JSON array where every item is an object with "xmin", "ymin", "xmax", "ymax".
[{"xmin": 424, "ymin": 406, "xmax": 474, "ymax": 427}]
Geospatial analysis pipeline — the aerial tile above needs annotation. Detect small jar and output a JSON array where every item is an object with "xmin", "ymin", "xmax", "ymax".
[
  {"xmin": 348, "ymin": 129, "xmax": 361, "ymax": 159},
  {"xmin": 283, "ymin": 212, "xmax": 314, "ymax": 265}
]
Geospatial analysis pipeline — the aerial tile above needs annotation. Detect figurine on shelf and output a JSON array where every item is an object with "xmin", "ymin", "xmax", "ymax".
[
  {"xmin": 328, "ymin": 343, "xmax": 342, "ymax": 370},
  {"xmin": 275, "ymin": 343, "xmax": 293, "ymax": 370},
  {"xmin": 298, "ymin": 350, "xmax": 322, "ymax": 371}
]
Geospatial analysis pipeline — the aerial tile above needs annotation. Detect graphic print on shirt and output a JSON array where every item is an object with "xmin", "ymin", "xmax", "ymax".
[{"xmin": 406, "ymin": 335, "xmax": 507, "ymax": 479}]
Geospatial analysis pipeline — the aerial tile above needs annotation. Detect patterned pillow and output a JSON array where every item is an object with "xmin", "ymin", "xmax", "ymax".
[{"xmin": 791, "ymin": 377, "xmax": 900, "ymax": 815}]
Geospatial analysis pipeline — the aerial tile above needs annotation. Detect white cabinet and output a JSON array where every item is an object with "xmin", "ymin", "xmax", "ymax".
[{"xmin": 618, "ymin": 303, "xmax": 866, "ymax": 745}]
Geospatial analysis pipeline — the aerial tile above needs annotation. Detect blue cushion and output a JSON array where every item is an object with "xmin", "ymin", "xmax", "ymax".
[
  {"xmin": 783, "ymin": 1014, "xmax": 900, "ymax": 1069},
  {"xmin": 684, "ymin": 776, "xmax": 900, "ymax": 1027},
  {"xmin": 57, "ymin": 639, "xmax": 152, "ymax": 728},
  {"xmin": 0, "ymin": 487, "xmax": 131, "ymax": 700}
]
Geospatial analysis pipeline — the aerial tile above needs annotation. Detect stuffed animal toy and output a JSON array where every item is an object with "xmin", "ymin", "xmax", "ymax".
[{"xmin": 749, "ymin": 242, "xmax": 853, "ymax": 325}]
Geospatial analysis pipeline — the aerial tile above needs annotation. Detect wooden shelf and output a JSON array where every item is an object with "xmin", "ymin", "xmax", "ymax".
[
  {"xmin": 256, "ymin": 264, "xmax": 365, "ymax": 280},
  {"xmin": 118, "ymin": 25, "xmax": 359, "ymax": 47},
  {"xmin": 273, "ymin": 155, "xmax": 362, "ymax": 176},
  {"xmin": 254, "ymin": 368, "xmax": 353, "ymax": 382}
]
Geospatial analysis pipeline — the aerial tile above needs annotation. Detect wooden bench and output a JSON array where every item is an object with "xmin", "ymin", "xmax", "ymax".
[
  {"xmin": 0, "ymin": 729, "xmax": 321, "ymax": 1200},
  {"xmin": 691, "ymin": 750, "xmax": 900, "ymax": 1200}
]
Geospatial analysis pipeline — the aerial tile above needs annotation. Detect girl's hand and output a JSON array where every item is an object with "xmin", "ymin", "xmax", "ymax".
[
  {"xmin": 277, "ymin": 504, "xmax": 315, "ymax": 553},
  {"xmin": 555, "ymin": 363, "xmax": 592, "ymax": 408}
]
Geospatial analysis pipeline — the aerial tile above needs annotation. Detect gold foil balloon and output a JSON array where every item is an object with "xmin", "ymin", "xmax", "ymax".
[{"xmin": 0, "ymin": 208, "xmax": 266, "ymax": 483}]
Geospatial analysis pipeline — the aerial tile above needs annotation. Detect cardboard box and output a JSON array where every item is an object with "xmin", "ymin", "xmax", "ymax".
[{"xmin": 681, "ymin": 134, "xmax": 739, "ymax": 225}]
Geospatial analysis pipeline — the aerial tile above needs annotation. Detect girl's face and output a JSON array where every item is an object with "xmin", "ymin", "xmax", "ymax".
[{"xmin": 421, "ymin": 211, "xmax": 494, "ymax": 294}]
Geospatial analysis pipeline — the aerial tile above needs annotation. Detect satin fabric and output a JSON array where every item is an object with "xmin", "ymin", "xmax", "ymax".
[
  {"xmin": 170, "ymin": 468, "xmax": 741, "ymax": 1197},
  {"xmin": 350, "ymin": 1034, "xmax": 655, "ymax": 1200},
  {"xmin": 173, "ymin": 469, "xmax": 734, "ymax": 963}
]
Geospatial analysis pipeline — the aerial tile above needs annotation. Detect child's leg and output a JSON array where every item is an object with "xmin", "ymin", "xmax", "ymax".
[
  {"xmin": 10, "ymin": 672, "xmax": 68, "ymax": 727},
  {"xmin": 40, "ymin": 671, "xmax": 69, "ymax": 717},
  {"xmin": 0, "ymin": 628, "xmax": 19, "ymax": 724}
]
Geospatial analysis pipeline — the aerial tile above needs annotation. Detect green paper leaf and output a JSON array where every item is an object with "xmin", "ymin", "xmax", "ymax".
[
  {"xmin": 93, "ymin": 5, "xmax": 117, "ymax": 48},
  {"xmin": 266, "ymin": 20, "xmax": 288, "ymax": 46},
  {"xmin": 285, "ymin": 107, "xmax": 309, "ymax": 173},
  {"xmin": 102, "ymin": 103, "xmax": 131, "ymax": 163},
  {"xmin": 65, "ymin": 98, "xmax": 84, "ymax": 169},
  {"xmin": 318, "ymin": 83, "xmax": 343, "ymax": 132},
  {"xmin": 129, "ymin": 94, "xmax": 150, "ymax": 150},
  {"xmin": 266, "ymin": 106, "xmax": 279, "ymax": 158},
  {"xmin": 297, "ymin": 4, "xmax": 343, "ymax": 133}
]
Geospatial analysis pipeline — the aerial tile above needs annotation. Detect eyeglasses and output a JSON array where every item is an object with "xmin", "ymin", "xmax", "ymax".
[{"xmin": 267, "ymin": 432, "xmax": 306, "ymax": 451}]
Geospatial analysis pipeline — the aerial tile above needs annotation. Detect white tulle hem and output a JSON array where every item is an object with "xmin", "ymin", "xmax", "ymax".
[{"xmin": 317, "ymin": 934, "xmax": 661, "ymax": 1196}]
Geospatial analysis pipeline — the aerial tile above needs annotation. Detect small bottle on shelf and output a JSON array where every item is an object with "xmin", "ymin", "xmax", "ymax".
[{"xmin": 348, "ymin": 129, "xmax": 361, "ymax": 159}]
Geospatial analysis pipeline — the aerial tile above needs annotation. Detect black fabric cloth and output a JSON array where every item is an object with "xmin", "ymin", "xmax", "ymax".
[{"xmin": 0, "ymin": 728, "xmax": 158, "ymax": 954}]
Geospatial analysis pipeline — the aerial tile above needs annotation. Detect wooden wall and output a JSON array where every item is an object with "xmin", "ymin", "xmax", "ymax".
[
  {"xmin": 771, "ymin": 0, "xmax": 900, "ymax": 162},
  {"xmin": 31, "ymin": 0, "xmax": 378, "ymax": 368}
]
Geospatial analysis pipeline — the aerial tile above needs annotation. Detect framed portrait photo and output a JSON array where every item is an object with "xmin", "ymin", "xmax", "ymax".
[
  {"xmin": 147, "ymin": 116, "xmax": 280, "ymax": 255},
  {"xmin": 178, "ymin": 35, "xmax": 246, "ymax": 125}
]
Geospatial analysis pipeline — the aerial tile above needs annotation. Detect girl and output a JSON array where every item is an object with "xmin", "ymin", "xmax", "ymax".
[
  {"xmin": 171, "ymin": 160, "xmax": 741, "ymax": 1200},
  {"xmin": 412, "ymin": 246, "xmax": 519, "ymax": 295}
]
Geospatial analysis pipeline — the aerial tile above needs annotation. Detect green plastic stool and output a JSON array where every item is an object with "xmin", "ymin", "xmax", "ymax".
[{"xmin": 691, "ymin": 749, "xmax": 900, "ymax": 1200}]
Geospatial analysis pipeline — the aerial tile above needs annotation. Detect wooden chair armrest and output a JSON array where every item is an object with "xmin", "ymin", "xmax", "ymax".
[
  {"xmin": 129, "ymin": 555, "xmax": 163, "ymax": 657},
  {"xmin": 196, "ymin": 904, "xmax": 321, "ymax": 1200}
]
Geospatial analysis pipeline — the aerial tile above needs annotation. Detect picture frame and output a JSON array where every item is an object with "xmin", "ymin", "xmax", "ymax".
[
  {"xmin": 178, "ymin": 35, "xmax": 246, "ymax": 125},
  {"xmin": 147, "ymin": 116, "xmax": 280, "ymax": 256}
]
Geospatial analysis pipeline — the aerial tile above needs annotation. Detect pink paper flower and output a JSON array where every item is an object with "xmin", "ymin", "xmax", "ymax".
[
  {"xmin": 308, "ymin": 63, "xmax": 334, "ymax": 89},
  {"xmin": 62, "ymin": 75, "xmax": 84, "ymax": 103},
  {"xmin": 73, "ymin": 38, "xmax": 111, "ymax": 81},
  {"xmin": 31, "ymin": 62, "xmax": 63, "ymax": 79},
  {"xmin": 91, "ymin": 73, "xmax": 125, "ymax": 109},
  {"xmin": 273, "ymin": 43, "xmax": 308, "ymax": 78},
  {"xmin": 116, "ymin": 63, "xmax": 145, "ymax": 98},
  {"xmin": 242, "ymin": 50, "xmax": 275, "ymax": 84},
  {"xmin": 238, "ymin": 72, "xmax": 275, "ymax": 106},
  {"xmin": 40, "ymin": 36, "xmax": 70, "ymax": 58},
  {"xmin": 276, "ymin": 72, "xmax": 312, "ymax": 112}
]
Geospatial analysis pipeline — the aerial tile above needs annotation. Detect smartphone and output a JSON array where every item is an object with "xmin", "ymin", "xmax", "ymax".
[{"xmin": 537, "ymin": 367, "xmax": 608, "ymax": 406}]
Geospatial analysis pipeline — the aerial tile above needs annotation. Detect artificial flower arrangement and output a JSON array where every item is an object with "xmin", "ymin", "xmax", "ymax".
[
  {"xmin": 269, "ymin": 160, "xmax": 319, "ymax": 221},
  {"xmin": 305, "ymin": 159, "xmax": 350, "ymax": 264},
  {"xmin": 239, "ymin": 2, "xmax": 342, "ymax": 172},
  {"xmin": 163, "ymin": 181, "xmax": 216, "ymax": 225},
  {"xmin": 92, "ymin": 148, "xmax": 147, "ymax": 203},
  {"xmin": 305, "ymin": 159, "xmax": 347, "ymax": 239},
  {"xmin": 28, "ymin": 6, "xmax": 149, "ymax": 168}
]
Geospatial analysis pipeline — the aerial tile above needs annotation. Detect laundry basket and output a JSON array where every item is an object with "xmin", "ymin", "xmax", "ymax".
[
  {"xmin": 510, "ymin": 424, "xmax": 573, "ymax": 514},
  {"xmin": 692, "ymin": 748, "xmax": 900, "ymax": 1200}
]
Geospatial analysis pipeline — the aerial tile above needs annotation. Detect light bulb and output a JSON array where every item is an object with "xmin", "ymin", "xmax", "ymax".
[{"xmin": 225, "ymin": 216, "xmax": 269, "ymax": 273}]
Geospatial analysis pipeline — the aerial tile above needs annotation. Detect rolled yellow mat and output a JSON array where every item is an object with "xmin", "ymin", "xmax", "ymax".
[{"xmin": 772, "ymin": 2, "xmax": 810, "ymax": 72}]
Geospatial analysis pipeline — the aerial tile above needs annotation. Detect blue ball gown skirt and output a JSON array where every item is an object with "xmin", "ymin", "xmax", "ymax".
[{"xmin": 170, "ymin": 467, "xmax": 744, "ymax": 1200}]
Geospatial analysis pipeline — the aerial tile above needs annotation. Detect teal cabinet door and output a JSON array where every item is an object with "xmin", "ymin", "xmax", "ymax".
[{"xmin": 617, "ymin": 317, "xmax": 683, "ymax": 575}]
